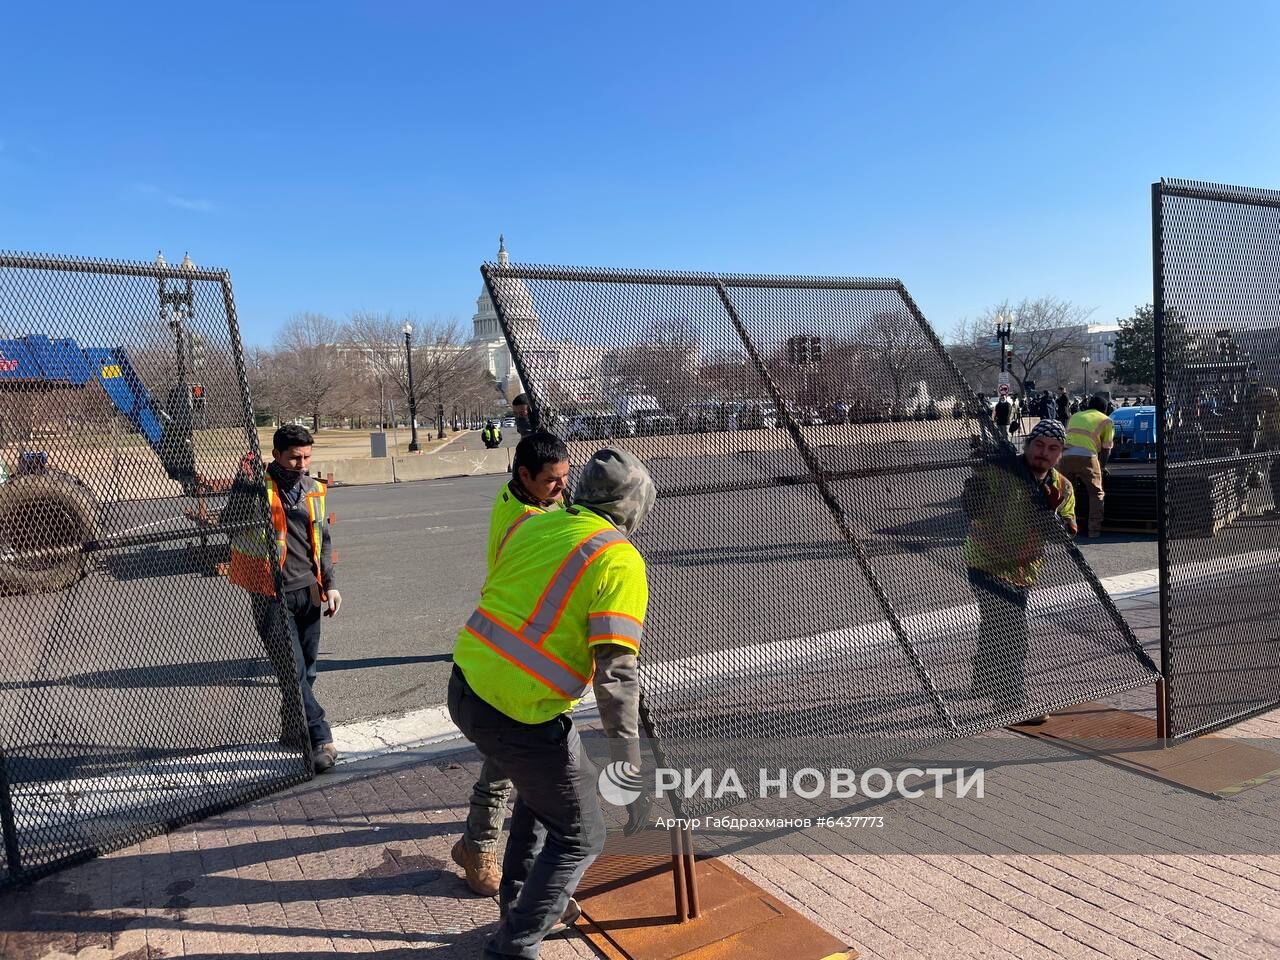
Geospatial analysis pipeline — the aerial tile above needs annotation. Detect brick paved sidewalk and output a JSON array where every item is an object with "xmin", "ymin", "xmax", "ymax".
[
  {"xmin": 4, "ymin": 713, "xmax": 1280, "ymax": 960},
  {"xmin": 3, "ymin": 589, "xmax": 1279, "ymax": 959},
  {"xmin": 0, "ymin": 746, "xmax": 601, "ymax": 960}
]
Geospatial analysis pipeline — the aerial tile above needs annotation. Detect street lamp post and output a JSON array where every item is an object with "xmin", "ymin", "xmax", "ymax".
[
  {"xmin": 434, "ymin": 351, "xmax": 446, "ymax": 440},
  {"xmin": 403, "ymin": 322, "xmax": 420, "ymax": 453},
  {"xmin": 994, "ymin": 314, "xmax": 1014, "ymax": 376},
  {"xmin": 994, "ymin": 313, "xmax": 1015, "ymax": 399},
  {"xmin": 1081, "ymin": 355, "xmax": 1091, "ymax": 396}
]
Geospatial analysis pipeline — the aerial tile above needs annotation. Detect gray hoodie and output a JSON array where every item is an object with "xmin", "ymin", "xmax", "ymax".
[{"xmin": 576, "ymin": 448, "xmax": 656, "ymax": 767}]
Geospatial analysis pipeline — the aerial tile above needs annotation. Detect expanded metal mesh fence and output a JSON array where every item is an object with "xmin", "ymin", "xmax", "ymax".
[
  {"xmin": 0, "ymin": 252, "xmax": 309, "ymax": 885},
  {"xmin": 1155, "ymin": 180, "xmax": 1280, "ymax": 738},
  {"xmin": 483, "ymin": 263, "xmax": 1158, "ymax": 813}
]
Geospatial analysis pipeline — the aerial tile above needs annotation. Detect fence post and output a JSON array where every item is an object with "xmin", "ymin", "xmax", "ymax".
[
  {"xmin": 0, "ymin": 750, "xmax": 22, "ymax": 880},
  {"xmin": 1152, "ymin": 180, "xmax": 1172, "ymax": 741}
]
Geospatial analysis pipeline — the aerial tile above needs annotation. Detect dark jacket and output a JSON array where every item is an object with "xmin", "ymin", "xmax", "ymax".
[{"xmin": 222, "ymin": 464, "xmax": 336, "ymax": 594}]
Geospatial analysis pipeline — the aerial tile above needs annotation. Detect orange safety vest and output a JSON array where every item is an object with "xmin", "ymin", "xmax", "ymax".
[{"xmin": 228, "ymin": 475, "xmax": 327, "ymax": 599}]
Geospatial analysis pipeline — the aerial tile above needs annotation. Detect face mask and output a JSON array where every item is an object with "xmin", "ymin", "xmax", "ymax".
[{"xmin": 271, "ymin": 462, "xmax": 304, "ymax": 485}]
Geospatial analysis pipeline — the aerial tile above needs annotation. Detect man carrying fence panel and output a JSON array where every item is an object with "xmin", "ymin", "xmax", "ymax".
[{"xmin": 963, "ymin": 419, "xmax": 1077, "ymax": 723}]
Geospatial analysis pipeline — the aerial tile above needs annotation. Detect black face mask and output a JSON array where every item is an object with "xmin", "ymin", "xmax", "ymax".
[{"xmin": 269, "ymin": 461, "xmax": 304, "ymax": 486}]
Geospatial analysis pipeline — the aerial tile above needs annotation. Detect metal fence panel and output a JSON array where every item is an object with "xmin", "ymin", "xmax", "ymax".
[
  {"xmin": 483, "ymin": 263, "xmax": 1157, "ymax": 812},
  {"xmin": 1154, "ymin": 180, "xmax": 1280, "ymax": 738},
  {"xmin": 0, "ymin": 252, "xmax": 309, "ymax": 884}
]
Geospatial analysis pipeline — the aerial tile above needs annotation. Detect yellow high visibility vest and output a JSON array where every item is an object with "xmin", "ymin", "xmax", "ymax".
[
  {"xmin": 486, "ymin": 485, "xmax": 543, "ymax": 575},
  {"xmin": 454, "ymin": 507, "xmax": 648, "ymax": 724},
  {"xmin": 228, "ymin": 475, "xmax": 327, "ymax": 599},
  {"xmin": 1065, "ymin": 409, "xmax": 1115, "ymax": 456},
  {"xmin": 964, "ymin": 463, "xmax": 1076, "ymax": 588}
]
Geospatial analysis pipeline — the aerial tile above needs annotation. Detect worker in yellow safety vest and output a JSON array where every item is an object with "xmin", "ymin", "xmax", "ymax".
[
  {"xmin": 1060, "ymin": 394, "xmax": 1115, "ymax": 537},
  {"xmin": 482, "ymin": 420, "xmax": 502, "ymax": 448},
  {"xmin": 223, "ymin": 424, "xmax": 342, "ymax": 773},
  {"xmin": 963, "ymin": 418, "xmax": 1076, "ymax": 724},
  {"xmin": 449, "ymin": 448, "xmax": 654, "ymax": 959},
  {"xmin": 453, "ymin": 431, "xmax": 571, "ymax": 897}
]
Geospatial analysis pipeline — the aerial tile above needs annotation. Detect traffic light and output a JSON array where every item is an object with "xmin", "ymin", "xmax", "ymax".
[
  {"xmin": 786, "ymin": 335, "xmax": 822, "ymax": 365},
  {"xmin": 189, "ymin": 333, "xmax": 208, "ymax": 370},
  {"xmin": 190, "ymin": 383, "xmax": 205, "ymax": 408},
  {"xmin": 786, "ymin": 335, "xmax": 806, "ymax": 365}
]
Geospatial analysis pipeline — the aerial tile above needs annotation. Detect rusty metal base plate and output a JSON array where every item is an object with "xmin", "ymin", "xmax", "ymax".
[
  {"xmin": 1011, "ymin": 702, "xmax": 1280, "ymax": 797},
  {"xmin": 573, "ymin": 855, "xmax": 854, "ymax": 960}
]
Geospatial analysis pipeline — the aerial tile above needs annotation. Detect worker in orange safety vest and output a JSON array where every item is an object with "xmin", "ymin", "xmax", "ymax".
[{"xmin": 224, "ymin": 424, "xmax": 341, "ymax": 773}]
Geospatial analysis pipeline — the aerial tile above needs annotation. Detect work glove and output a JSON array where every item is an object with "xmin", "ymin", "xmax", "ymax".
[{"xmin": 325, "ymin": 589, "xmax": 342, "ymax": 618}]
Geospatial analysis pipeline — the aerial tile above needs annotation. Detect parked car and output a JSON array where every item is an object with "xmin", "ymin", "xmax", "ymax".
[
  {"xmin": 823, "ymin": 402, "xmax": 853, "ymax": 425},
  {"xmin": 566, "ymin": 413, "xmax": 633, "ymax": 441},
  {"xmin": 634, "ymin": 409, "xmax": 677, "ymax": 435},
  {"xmin": 736, "ymin": 402, "xmax": 771, "ymax": 430}
]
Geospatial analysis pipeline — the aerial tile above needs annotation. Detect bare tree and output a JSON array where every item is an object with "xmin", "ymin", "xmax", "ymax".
[
  {"xmin": 272, "ymin": 312, "xmax": 349, "ymax": 430},
  {"xmin": 947, "ymin": 317, "xmax": 999, "ymax": 395},
  {"xmin": 344, "ymin": 311, "xmax": 495, "ymax": 434},
  {"xmin": 854, "ymin": 309, "xmax": 934, "ymax": 410},
  {"xmin": 608, "ymin": 316, "xmax": 704, "ymax": 413},
  {"xmin": 961, "ymin": 297, "xmax": 1091, "ymax": 396}
]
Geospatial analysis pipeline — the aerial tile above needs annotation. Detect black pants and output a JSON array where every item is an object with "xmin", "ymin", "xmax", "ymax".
[
  {"xmin": 252, "ymin": 588, "xmax": 331, "ymax": 747},
  {"xmin": 968, "ymin": 568, "xmax": 1029, "ymax": 709},
  {"xmin": 448, "ymin": 667, "xmax": 605, "ymax": 959}
]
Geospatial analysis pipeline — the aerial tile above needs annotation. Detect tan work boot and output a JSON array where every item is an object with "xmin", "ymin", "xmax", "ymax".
[
  {"xmin": 311, "ymin": 741, "xmax": 338, "ymax": 774},
  {"xmin": 451, "ymin": 838, "xmax": 501, "ymax": 896}
]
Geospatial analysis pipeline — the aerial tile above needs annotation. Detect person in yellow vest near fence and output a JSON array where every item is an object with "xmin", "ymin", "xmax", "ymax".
[
  {"xmin": 1059, "ymin": 394, "xmax": 1115, "ymax": 537},
  {"xmin": 964, "ymin": 419, "xmax": 1077, "ymax": 723},
  {"xmin": 223, "ymin": 424, "xmax": 342, "ymax": 773},
  {"xmin": 449, "ymin": 448, "xmax": 654, "ymax": 960},
  {"xmin": 453, "ymin": 431, "xmax": 571, "ymax": 897}
]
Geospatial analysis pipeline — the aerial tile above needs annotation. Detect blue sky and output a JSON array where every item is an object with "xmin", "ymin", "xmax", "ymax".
[{"xmin": 3, "ymin": 1, "xmax": 1279, "ymax": 346}]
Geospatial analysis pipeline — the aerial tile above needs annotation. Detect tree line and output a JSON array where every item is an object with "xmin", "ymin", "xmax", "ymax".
[
  {"xmin": 245, "ymin": 312, "xmax": 504, "ymax": 430},
  {"xmin": 947, "ymin": 298, "xmax": 1156, "ymax": 397}
]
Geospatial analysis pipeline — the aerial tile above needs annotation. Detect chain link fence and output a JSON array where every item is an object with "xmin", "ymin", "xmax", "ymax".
[
  {"xmin": 0, "ymin": 252, "xmax": 309, "ymax": 885},
  {"xmin": 1155, "ymin": 180, "xmax": 1280, "ymax": 738},
  {"xmin": 483, "ymin": 264, "xmax": 1158, "ymax": 813}
]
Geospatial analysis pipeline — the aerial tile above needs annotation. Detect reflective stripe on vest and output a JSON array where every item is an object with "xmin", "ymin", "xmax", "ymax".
[
  {"xmin": 228, "ymin": 476, "xmax": 326, "ymax": 598},
  {"xmin": 463, "ymin": 609, "xmax": 591, "ymax": 700},
  {"xmin": 587, "ymin": 611, "xmax": 643, "ymax": 650},
  {"xmin": 1065, "ymin": 411, "xmax": 1113, "ymax": 455},
  {"xmin": 465, "ymin": 524, "xmax": 629, "ymax": 702},
  {"xmin": 522, "ymin": 528, "xmax": 627, "ymax": 645}
]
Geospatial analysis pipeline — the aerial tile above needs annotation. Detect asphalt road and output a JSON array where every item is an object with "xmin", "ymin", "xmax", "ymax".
[
  {"xmin": 440, "ymin": 425, "xmax": 517, "ymax": 453},
  {"xmin": 0, "ymin": 464, "xmax": 1160, "ymax": 735},
  {"xmin": 315, "ymin": 471, "xmax": 1158, "ymax": 725}
]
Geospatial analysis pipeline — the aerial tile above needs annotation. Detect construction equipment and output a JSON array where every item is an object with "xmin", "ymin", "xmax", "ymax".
[{"xmin": 0, "ymin": 332, "xmax": 221, "ymax": 594}]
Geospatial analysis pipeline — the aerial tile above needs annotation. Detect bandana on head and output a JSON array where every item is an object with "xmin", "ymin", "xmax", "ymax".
[{"xmin": 1025, "ymin": 418, "xmax": 1066, "ymax": 446}]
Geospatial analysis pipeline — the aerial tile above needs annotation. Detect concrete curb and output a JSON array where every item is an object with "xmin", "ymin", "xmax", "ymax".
[
  {"xmin": 312, "ymin": 433, "xmax": 513, "ymax": 486},
  {"xmin": 331, "ymin": 568, "xmax": 1174, "ymax": 767}
]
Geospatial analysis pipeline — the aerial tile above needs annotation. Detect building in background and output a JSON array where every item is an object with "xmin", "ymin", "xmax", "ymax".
[
  {"xmin": 1084, "ymin": 324, "xmax": 1119, "ymax": 379},
  {"xmin": 470, "ymin": 236, "xmax": 523, "ymax": 402}
]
